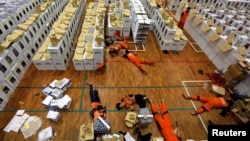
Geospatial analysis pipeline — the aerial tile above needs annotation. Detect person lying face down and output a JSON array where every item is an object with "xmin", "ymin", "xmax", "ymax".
[
  {"xmin": 149, "ymin": 98, "xmax": 181, "ymax": 141},
  {"xmin": 182, "ymin": 94, "xmax": 234, "ymax": 115},
  {"xmin": 122, "ymin": 50, "xmax": 154, "ymax": 75}
]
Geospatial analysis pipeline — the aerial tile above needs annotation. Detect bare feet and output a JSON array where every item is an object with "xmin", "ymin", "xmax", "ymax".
[
  {"xmin": 190, "ymin": 111, "xmax": 198, "ymax": 116},
  {"xmin": 86, "ymin": 82, "xmax": 92, "ymax": 86},
  {"xmin": 182, "ymin": 93, "xmax": 190, "ymax": 99},
  {"xmin": 147, "ymin": 99, "xmax": 152, "ymax": 105},
  {"xmin": 160, "ymin": 97, "xmax": 165, "ymax": 104}
]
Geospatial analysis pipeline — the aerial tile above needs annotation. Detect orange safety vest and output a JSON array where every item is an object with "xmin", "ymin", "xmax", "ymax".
[{"xmin": 124, "ymin": 97, "xmax": 134, "ymax": 109}]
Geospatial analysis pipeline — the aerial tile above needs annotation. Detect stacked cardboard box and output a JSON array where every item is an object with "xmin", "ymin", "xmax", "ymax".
[{"xmin": 224, "ymin": 62, "xmax": 249, "ymax": 85}]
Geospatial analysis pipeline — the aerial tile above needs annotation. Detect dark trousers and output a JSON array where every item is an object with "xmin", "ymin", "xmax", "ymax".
[
  {"xmin": 89, "ymin": 84, "xmax": 100, "ymax": 103},
  {"xmin": 137, "ymin": 131, "xmax": 152, "ymax": 141},
  {"xmin": 135, "ymin": 94, "xmax": 147, "ymax": 108}
]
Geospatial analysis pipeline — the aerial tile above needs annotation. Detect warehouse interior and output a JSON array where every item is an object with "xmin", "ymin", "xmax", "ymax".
[{"xmin": 0, "ymin": 0, "xmax": 250, "ymax": 140}]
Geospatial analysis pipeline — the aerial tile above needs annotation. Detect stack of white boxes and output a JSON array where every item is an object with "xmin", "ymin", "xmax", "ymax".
[
  {"xmin": 106, "ymin": 0, "xmax": 132, "ymax": 38},
  {"xmin": 122, "ymin": 1, "xmax": 131, "ymax": 37},
  {"xmin": 0, "ymin": 0, "xmax": 69, "ymax": 110},
  {"xmin": 73, "ymin": 0, "xmax": 106, "ymax": 71},
  {"xmin": 184, "ymin": 2, "xmax": 250, "ymax": 71},
  {"xmin": 33, "ymin": 0, "xmax": 85, "ymax": 70},
  {"xmin": 153, "ymin": 8, "xmax": 187, "ymax": 51},
  {"xmin": 143, "ymin": 0, "xmax": 160, "ymax": 20},
  {"xmin": 130, "ymin": 0, "xmax": 150, "ymax": 44}
]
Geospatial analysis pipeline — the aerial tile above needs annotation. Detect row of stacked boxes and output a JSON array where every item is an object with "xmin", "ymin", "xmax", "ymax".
[
  {"xmin": 130, "ymin": 0, "xmax": 150, "ymax": 44},
  {"xmin": 0, "ymin": 0, "xmax": 69, "ymax": 111},
  {"xmin": 32, "ymin": 0, "xmax": 85, "ymax": 70},
  {"xmin": 143, "ymin": 0, "xmax": 159, "ymax": 20},
  {"xmin": 154, "ymin": 9, "xmax": 187, "ymax": 51},
  {"xmin": 167, "ymin": 0, "xmax": 250, "ymax": 11},
  {"xmin": 73, "ymin": 0, "xmax": 106, "ymax": 71},
  {"xmin": 0, "ymin": 0, "xmax": 44, "ymax": 43},
  {"xmin": 106, "ymin": 0, "xmax": 131, "ymax": 37},
  {"xmin": 194, "ymin": 3, "xmax": 250, "ymax": 37},
  {"xmin": 184, "ymin": 3, "xmax": 250, "ymax": 71},
  {"xmin": 143, "ymin": 0, "xmax": 187, "ymax": 51}
]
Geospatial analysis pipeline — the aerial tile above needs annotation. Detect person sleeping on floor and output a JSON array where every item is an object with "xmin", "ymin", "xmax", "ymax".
[
  {"xmin": 182, "ymin": 94, "xmax": 234, "ymax": 116},
  {"xmin": 87, "ymin": 83, "xmax": 110, "ymax": 132}
]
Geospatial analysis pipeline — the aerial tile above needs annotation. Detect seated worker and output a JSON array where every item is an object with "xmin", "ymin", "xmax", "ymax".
[
  {"xmin": 116, "ymin": 94, "xmax": 149, "ymax": 110},
  {"xmin": 109, "ymin": 40, "xmax": 129, "ymax": 57},
  {"xmin": 182, "ymin": 94, "xmax": 234, "ymax": 116},
  {"xmin": 123, "ymin": 50, "xmax": 154, "ymax": 75},
  {"xmin": 148, "ymin": 98, "xmax": 181, "ymax": 141}
]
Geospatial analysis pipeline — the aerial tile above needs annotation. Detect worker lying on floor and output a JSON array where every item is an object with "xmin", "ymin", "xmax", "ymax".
[
  {"xmin": 123, "ymin": 49, "xmax": 154, "ymax": 75},
  {"xmin": 182, "ymin": 94, "xmax": 234, "ymax": 115},
  {"xmin": 148, "ymin": 98, "xmax": 181, "ymax": 141},
  {"xmin": 116, "ymin": 94, "xmax": 149, "ymax": 110},
  {"xmin": 87, "ymin": 83, "xmax": 110, "ymax": 132},
  {"xmin": 109, "ymin": 40, "xmax": 129, "ymax": 57}
]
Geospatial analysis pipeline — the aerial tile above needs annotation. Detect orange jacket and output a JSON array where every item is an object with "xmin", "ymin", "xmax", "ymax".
[
  {"xmin": 127, "ymin": 53, "xmax": 142, "ymax": 66},
  {"xmin": 191, "ymin": 96, "xmax": 228, "ymax": 113},
  {"xmin": 91, "ymin": 103, "xmax": 107, "ymax": 120},
  {"xmin": 151, "ymin": 104, "xmax": 180, "ymax": 141},
  {"xmin": 180, "ymin": 11, "xmax": 189, "ymax": 24}
]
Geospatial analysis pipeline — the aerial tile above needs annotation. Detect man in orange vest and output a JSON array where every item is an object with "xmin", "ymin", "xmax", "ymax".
[
  {"xmin": 109, "ymin": 40, "xmax": 129, "ymax": 57},
  {"xmin": 123, "ymin": 50, "xmax": 154, "ymax": 75},
  {"xmin": 182, "ymin": 94, "xmax": 234, "ymax": 115},
  {"xmin": 149, "ymin": 98, "xmax": 181, "ymax": 141},
  {"xmin": 178, "ymin": 7, "xmax": 191, "ymax": 29},
  {"xmin": 116, "ymin": 94, "xmax": 149, "ymax": 110}
]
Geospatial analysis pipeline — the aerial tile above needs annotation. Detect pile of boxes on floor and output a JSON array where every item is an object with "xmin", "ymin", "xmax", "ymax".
[
  {"xmin": 106, "ymin": 0, "xmax": 131, "ymax": 38},
  {"xmin": 154, "ymin": 8, "xmax": 187, "ymax": 51},
  {"xmin": 0, "ymin": 0, "xmax": 68, "ymax": 111},
  {"xmin": 33, "ymin": 0, "xmax": 85, "ymax": 70},
  {"xmin": 124, "ymin": 107, "xmax": 153, "ymax": 128},
  {"xmin": 142, "ymin": 0, "xmax": 188, "ymax": 51},
  {"xmin": 73, "ymin": 0, "xmax": 106, "ymax": 71},
  {"xmin": 42, "ymin": 78, "xmax": 72, "ymax": 122}
]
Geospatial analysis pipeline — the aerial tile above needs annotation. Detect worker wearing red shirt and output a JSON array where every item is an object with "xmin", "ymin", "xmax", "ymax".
[
  {"xmin": 123, "ymin": 50, "xmax": 154, "ymax": 75},
  {"xmin": 178, "ymin": 7, "xmax": 191, "ymax": 29}
]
